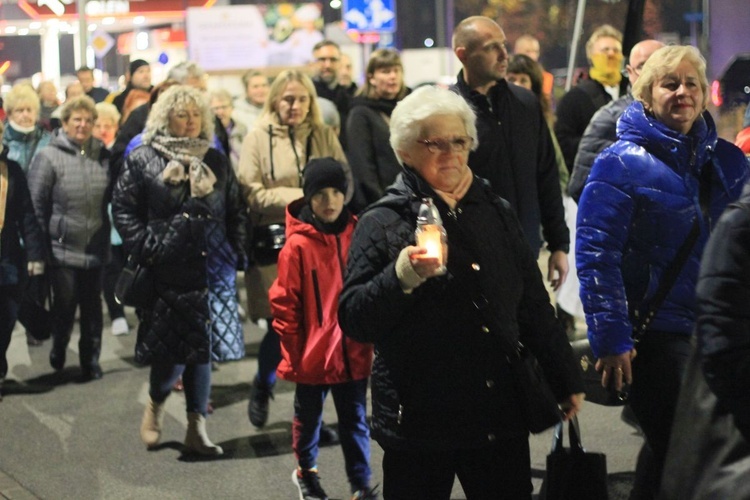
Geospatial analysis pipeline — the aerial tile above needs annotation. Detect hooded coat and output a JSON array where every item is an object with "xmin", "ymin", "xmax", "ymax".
[
  {"xmin": 577, "ymin": 101, "xmax": 750, "ymax": 359},
  {"xmin": 270, "ymin": 198, "xmax": 372, "ymax": 385}
]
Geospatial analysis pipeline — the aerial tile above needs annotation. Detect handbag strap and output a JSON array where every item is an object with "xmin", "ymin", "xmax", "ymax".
[
  {"xmin": 550, "ymin": 415, "xmax": 585, "ymax": 454},
  {"xmin": 632, "ymin": 161, "xmax": 713, "ymax": 340}
]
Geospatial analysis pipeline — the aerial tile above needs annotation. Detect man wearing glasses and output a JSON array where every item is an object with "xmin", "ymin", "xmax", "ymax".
[
  {"xmin": 451, "ymin": 15, "xmax": 570, "ymax": 291},
  {"xmin": 311, "ymin": 40, "xmax": 351, "ymax": 149}
]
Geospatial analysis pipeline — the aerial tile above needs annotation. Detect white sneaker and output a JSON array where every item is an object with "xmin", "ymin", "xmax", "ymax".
[{"xmin": 111, "ymin": 317, "xmax": 130, "ymax": 336}]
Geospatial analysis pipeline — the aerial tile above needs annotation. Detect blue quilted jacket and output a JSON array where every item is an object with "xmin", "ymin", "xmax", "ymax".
[{"xmin": 576, "ymin": 101, "xmax": 750, "ymax": 358}]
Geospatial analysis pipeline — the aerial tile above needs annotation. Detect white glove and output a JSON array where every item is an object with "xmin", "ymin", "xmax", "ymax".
[{"xmin": 27, "ymin": 261, "xmax": 45, "ymax": 276}]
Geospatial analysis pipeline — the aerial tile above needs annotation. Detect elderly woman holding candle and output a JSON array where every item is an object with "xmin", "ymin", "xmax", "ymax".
[{"xmin": 338, "ymin": 85, "xmax": 584, "ymax": 498}]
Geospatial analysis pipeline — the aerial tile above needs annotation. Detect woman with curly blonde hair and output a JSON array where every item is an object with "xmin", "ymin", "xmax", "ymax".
[{"xmin": 113, "ymin": 85, "xmax": 247, "ymax": 456}]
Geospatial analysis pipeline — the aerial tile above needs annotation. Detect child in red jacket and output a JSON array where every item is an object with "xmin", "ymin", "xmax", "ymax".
[{"xmin": 269, "ymin": 158, "xmax": 377, "ymax": 500}]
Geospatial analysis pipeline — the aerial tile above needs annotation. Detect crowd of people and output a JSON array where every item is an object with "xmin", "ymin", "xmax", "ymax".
[{"xmin": 2, "ymin": 13, "xmax": 750, "ymax": 500}]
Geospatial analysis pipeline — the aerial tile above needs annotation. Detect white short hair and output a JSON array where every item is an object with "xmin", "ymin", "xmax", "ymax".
[{"xmin": 389, "ymin": 85, "xmax": 477, "ymax": 165}]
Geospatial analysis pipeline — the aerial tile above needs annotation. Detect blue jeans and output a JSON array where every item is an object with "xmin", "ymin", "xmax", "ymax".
[
  {"xmin": 294, "ymin": 378, "xmax": 371, "ymax": 492},
  {"xmin": 255, "ymin": 317, "xmax": 281, "ymax": 388},
  {"xmin": 149, "ymin": 361, "xmax": 211, "ymax": 416}
]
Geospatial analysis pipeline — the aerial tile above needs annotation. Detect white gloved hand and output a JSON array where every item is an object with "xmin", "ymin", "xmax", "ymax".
[{"xmin": 27, "ymin": 261, "xmax": 45, "ymax": 276}]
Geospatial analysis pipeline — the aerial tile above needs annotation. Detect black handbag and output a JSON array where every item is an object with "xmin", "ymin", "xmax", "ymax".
[
  {"xmin": 17, "ymin": 274, "xmax": 53, "ymax": 341},
  {"xmin": 115, "ymin": 256, "xmax": 156, "ymax": 309},
  {"xmin": 509, "ymin": 342, "xmax": 564, "ymax": 434},
  {"xmin": 250, "ymin": 223, "xmax": 286, "ymax": 266},
  {"xmin": 541, "ymin": 416, "xmax": 609, "ymax": 500},
  {"xmin": 570, "ymin": 339, "xmax": 628, "ymax": 406}
]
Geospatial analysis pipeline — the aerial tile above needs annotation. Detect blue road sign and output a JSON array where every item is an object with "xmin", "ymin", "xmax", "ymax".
[{"xmin": 343, "ymin": 0, "xmax": 396, "ymax": 33}]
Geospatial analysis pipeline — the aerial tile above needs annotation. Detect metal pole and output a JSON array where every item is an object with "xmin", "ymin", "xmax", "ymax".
[
  {"xmin": 77, "ymin": 0, "xmax": 88, "ymax": 68},
  {"xmin": 436, "ymin": 0, "xmax": 446, "ymax": 47},
  {"xmin": 565, "ymin": 0, "xmax": 587, "ymax": 92}
]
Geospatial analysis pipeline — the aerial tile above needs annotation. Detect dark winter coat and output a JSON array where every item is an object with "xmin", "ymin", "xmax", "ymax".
[
  {"xmin": 0, "ymin": 149, "xmax": 46, "ymax": 286},
  {"xmin": 659, "ymin": 184, "xmax": 750, "ymax": 499},
  {"xmin": 577, "ymin": 101, "xmax": 750, "ymax": 359},
  {"xmin": 451, "ymin": 71, "xmax": 568, "ymax": 255},
  {"xmin": 568, "ymin": 94, "xmax": 633, "ymax": 202},
  {"xmin": 112, "ymin": 144, "xmax": 247, "ymax": 364},
  {"xmin": 338, "ymin": 167, "xmax": 583, "ymax": 451},
  {"xmin": 270, "ymin": 199, "xmax": 373, "ymax": 385},
  {"xmin": 345, "ymin": 96, "xmax": 403, "ymax": 212},
  {"xmin": 554, "ymin": 78, "xmax": 612, "ymax": 173},
  {"xmin": 27, "ymin": 129, "xmax": 110, "ymax": 269}
]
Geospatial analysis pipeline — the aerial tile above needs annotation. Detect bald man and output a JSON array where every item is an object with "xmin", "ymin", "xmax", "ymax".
[
  {"xmin": 568, "ymin": 39, "xmax": 665, "ymax": 201},
  {"xmin": 451, "ymin": 15, "xmax": 569, "ymax": 290},
  {"xmin": 514, "ymin": 34, "xmax": 554, "ymax": 97}
]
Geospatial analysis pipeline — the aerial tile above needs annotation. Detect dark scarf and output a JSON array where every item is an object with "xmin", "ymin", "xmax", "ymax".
[
  {"xmin": 350, "ymin": 96, "xmax": 401, "ymax": 117},
  {"xmin": 298, "ymin": 204, "xmax": 350, "ymax": 235}
]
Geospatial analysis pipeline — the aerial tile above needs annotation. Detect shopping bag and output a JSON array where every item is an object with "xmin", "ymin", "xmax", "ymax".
[
  {"xmin": 540, "ymin": 415, "xmax": 608, "ymax": 500},
  {"xmin": 17, "ymin": 274, "xmax": 53, "ymax": 341}
]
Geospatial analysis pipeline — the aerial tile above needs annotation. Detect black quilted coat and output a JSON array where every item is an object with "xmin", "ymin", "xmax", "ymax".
[
  {"xmin": 338, "ymin": 168, "xmax": 583, "ymax": 451},
  {"xmin": 112, "ymin": 145, "xmax": 247, "ymax": 365}
]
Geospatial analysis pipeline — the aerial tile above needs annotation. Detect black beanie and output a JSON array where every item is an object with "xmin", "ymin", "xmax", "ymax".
[
  {"xmin": 129, "ymin": 59, "xmax": 149, "ymax": 76},
  {"xmin": 303, "ymin": 157, "xmax": 348, "ymax": 200}
]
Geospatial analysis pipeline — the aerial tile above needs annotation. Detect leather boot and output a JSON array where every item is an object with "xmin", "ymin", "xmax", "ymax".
[
  {"xmin": 140, "ymin": 398, "xmax": 165, "ymax": 448},
  {"xmin": 184, "ymin": 412, "xmax": 223, "ymax": 456}
]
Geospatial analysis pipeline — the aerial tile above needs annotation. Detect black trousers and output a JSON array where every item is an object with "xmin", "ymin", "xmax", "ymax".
[
  {"xmin": 628, "ymin": 331, "xmax": 692, "ymax": 499},
  {"xmin": 50, "ymin": 266, "xmax": 103, "ymax": 369},
  {"xmin": 381, "ymin": 436, "xmax": 532, "ymax": 500},
  {"xmin": 0, "ymin": 285, "xmax": 21, "ymax": 379},
  {"xmin": 102, "ymin": 244, "xmax": 126, "ymax": 321}
]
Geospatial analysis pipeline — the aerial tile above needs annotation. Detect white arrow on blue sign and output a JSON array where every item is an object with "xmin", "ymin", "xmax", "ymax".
[{"xmin": 343, "ymin": 0, "xmax": 396, "ymax": 33}]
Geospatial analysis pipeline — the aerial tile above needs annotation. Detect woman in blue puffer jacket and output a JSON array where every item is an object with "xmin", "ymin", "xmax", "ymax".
[{"xmin": 576, "ymin": 45, "xmax": 750, "ymax": 499}]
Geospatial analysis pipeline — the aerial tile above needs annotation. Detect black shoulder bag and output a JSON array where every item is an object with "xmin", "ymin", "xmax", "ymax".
[{"xmin": 574, "ymin": 161, "xmax": 714, "ymax": 405}]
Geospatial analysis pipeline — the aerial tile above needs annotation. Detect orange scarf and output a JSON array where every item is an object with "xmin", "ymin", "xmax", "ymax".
[{"xmin": 433, "ymin": 166, "xmax": 473, "ymax": 209}]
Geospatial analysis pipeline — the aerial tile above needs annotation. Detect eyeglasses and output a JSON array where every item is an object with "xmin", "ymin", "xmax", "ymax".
[{"xmin": 417, "ymin": 136, "xmax": 473, "ymax": 154}]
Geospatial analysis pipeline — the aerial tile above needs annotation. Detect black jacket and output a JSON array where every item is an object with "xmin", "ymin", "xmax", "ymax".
[
  {"xmin": 659, "ymin": 183, "xmax": 750, "ymax": 499},
  {"xmin": 554, "ymin": 78, "xmax": 612, "ymax": 173},
  {"xmin": 112, "ymin": 145, "xmax": 247, "ymax": 364},
  {"xmin": 451, "ymin": 72, "xmax": 568, "ymax": 255},
  {"xmin": 338, "ymin": 168, "xmax": 583, "ymax": 450},
  {"xmin": 345, "ymin": 96, "xmax": 402, "ymax": 212},
  {"xmin": 568, "ymin": 94, "xmax": 632, "ymax": 202},
  {"xmin": 0, "ymin": 149, "xmax": 46, "ymax": 286},
  {"xmin": 314, "ymin": 79, "xmax": 350, "ymax": 149}
]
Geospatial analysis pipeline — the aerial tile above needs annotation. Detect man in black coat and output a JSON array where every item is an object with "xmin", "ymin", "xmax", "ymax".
[
  {"xmin": 311, "ymin": 40, "xmax": 350, "ymax": 150},
  {"xmin": 554, "ymin": 24, "xmax": 623, "ymax": 174},
  {"xmin": 567, "ymin": 39, "xmax": 664, "ymax": 202},
  {"xmin": 451, "ymin": 15, "xmax": 569, "ymax": 290}
]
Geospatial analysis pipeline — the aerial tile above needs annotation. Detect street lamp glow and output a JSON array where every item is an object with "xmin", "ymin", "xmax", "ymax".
[
  {"xmin": 5, "ymin": 26, "xmax": 17, "ymax": 34},
  {"xmin": 89, "ymin": 24, "xmax": 97, "ymax": 31},
  {"xmin": 424, "ymin": 38, "xmax": 434, "ymax": 48},
  {"xmin": 18, "ymin": 28, "xmax": 29, "ymax": 36},
  {"xmin": 102, "ymin": 17, "xmax": 116, "ymax": 25},
  {"xmin": 136, "ymin": 31, "xmax": 149, "ymax": 50},
  {"xmin": 329, "ymin": 0, "xmax": 342, "ymax": 8},
  {"xmin": 133, "ymin": 16, "xmax": 146, "ymax": 25},
  {"xmin": 29, "ymin": 22, "xmax": 42, "ymax": 30}
]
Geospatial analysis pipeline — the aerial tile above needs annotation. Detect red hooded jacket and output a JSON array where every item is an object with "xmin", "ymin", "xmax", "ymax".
[
  {"xmin": 270, "ymin": 199, "xmax": 373, "ymax": 385},
  {"xmin": 736, "ymin": 127, "xmax": 750, "ymax": 156}
]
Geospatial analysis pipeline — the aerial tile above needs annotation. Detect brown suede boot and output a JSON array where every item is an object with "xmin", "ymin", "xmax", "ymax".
[
  {"xmin": 184, "ymin": 412, "xmax": 223, "ymax": 456},
  {"xmin": 140, "ymin": 398, "xmax": 165, "ymax": 448}
]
